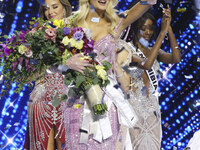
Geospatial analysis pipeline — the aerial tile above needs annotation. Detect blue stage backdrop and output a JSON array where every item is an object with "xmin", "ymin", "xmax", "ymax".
[{"xmin": 0, "ymin": 0, "xmax": 199, "ymax": 149}]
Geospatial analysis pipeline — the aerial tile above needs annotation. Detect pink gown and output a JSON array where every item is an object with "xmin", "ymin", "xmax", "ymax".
[{"xmin": 63, "ymin": 24, "xmax": 122, "ymax": 150}]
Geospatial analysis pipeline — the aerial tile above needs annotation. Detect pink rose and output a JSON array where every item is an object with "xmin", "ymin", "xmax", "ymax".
[
  {"xmin": 24, "ymin": 47, "xmax": 33, "ymax": 58},
  {"xmin": 29, "ymin": 28, "xmax": 37, "ymax": 34},
  {"xmin": 45, "ymin": 27, "xmax": 57, "ymax": 43}
]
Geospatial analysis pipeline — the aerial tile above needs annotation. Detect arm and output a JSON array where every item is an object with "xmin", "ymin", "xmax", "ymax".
[
  {"xmin": 133, "ymin": 20, "xmax": 169, "ymax": 70},
  {"xmin": 116, "ymin": 49, "xmax": 131, "ymax": 93},
  {"xmin": 157, "ymin": 26, "xmax": 181, "ymax": 63},
  {"xmin": 157, "ymin": 6, "xmax": 181, "ymax": 64},
  {"xmin": 118, "ymin": 1, "xmax": 156, "ymax": 33}
]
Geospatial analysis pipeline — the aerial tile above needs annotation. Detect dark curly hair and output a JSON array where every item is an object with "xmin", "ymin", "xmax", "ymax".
[{"xmin": 122, "ymin": 10, "xmax": 157, "ymax": 45}]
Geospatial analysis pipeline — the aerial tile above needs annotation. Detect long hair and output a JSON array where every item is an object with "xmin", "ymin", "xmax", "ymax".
[
  {"xmin": 72, "ymin": 0, "xmax": 119, "ymax": 35},
  {"xmin": 39, "ymin": 0, "xmax": 72, "ymax": 20},
  {"xmin": 123, "ymin": 11, "xmax": 157, "ymax": 45}
]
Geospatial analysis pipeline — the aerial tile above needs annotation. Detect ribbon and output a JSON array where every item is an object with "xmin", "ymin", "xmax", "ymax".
[{"xmin": 105, "ymin": 77, "xmax": 138, "ymax": 128}]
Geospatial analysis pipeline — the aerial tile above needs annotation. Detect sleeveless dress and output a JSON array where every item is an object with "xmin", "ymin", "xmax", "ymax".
[
  {"xmin": 62, "ymin": 21, "xmax": 126, "ymax": 150},
  {"xmin": 120, "ymin": 41, "xmax": 162, "ymax": 150},
  {"xmin": 25, "ymin": 66, "xmax": 68, "ymax": 150}
]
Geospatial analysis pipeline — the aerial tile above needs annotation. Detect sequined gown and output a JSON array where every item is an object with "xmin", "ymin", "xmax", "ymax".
[
  {"xmin": 25, "ymin": 67, "xmax": 68, "ymax": 150},
  {"xmin": 62, "ymin": 26, "xmax": 123, "ymax": 150},
  {"xmin": 121, "ymin": 42, "xmax": 162, "ymax": 150}
]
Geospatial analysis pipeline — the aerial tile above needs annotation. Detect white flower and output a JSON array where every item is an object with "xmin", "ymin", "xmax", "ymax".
[
  {"xmin": 18, "ymin": 45, "xmax": 27, "ymax": 54},
  {"xmin": 83, "ymin": 28, "xmax": 92, "ymax": 40}
]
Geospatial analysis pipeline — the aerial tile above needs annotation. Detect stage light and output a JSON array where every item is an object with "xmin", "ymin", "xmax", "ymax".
[
  {"xmin": 28, "ymin": 2, "xmax": 33, "ymax": 7},
  {"xmin": 190, "ymin": 93, "xmax": 194, "ymax": 98},
  {"xmin": 16, "ymin": 1, "xmax": 23, "ymax": 13},
  {"xmin": 174, "ymin": 109, "xmax": 178, "ymax": 113}
]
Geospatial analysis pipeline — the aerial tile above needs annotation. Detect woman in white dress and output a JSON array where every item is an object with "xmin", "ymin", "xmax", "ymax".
[{"xmin": 116, "ymin": 6, "xmax": 181, "ymax": 150}]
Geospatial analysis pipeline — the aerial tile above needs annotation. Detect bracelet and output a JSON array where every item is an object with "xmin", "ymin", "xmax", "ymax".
[{"xmin": 116, "ymin": 72, "xmax": 124, "ymax": 78}]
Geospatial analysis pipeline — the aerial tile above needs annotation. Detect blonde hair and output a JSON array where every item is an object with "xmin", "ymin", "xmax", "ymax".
[{"xmin": 72, "ymin": 0, "xmax": 119, "ymax": 35}]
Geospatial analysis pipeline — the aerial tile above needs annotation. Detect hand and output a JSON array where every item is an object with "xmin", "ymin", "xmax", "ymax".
[
  {"xmin": 65, "ymin": 53, "xmax": 93, "ymax": 74},
  {"xmin": 161, "ymin": 5, "xmax": 171, "ymax": 33}
]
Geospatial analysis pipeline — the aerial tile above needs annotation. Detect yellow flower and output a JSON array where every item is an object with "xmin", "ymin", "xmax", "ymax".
[
  {"xmin": 69, "ymin": 38, "xmax": 76, "ymax": 47},
  {"xmin": 18, "ymin": 45, "xmax": 27, "ymax": 54},
  {"xmin": 97, "ymin": 69, "xmax": 107, "ymax": 81},
  {"xmin": 53, "ymin": 19, "xmax": 64, "ymax": 28},
  {"xmin": 75, "ymin": 40, "xmax": 84, "ymax": 49},
  {"xmin": 95, "ymin": 65, "xmax": 105, "ymax": 70},
  {"xmin": 62, "ymin": 36, "xmax": 70, "ymax": 46},
  {"xmin": 80, "ymin": 55, "xmax": 91, "ymax": 60},
  {"xmin": 95, "ymin": 65, "xmax": 107, "ymax": 82},
  {"xmin": 62, "ymin": 49, "xmax": 72, "ymax": 65}
]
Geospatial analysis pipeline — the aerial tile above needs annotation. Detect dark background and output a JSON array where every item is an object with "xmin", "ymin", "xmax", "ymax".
[{"xmin": 0, "ymin": 0, "xmax": 200, "ymax": 149}]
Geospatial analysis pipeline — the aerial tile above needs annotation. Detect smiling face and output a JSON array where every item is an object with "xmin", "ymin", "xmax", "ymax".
[
  {"xmin": 90, "ymin": 0, "xmax": 110, "ymax": 13},
  {"xmin": 137, "ymin": 19, "xmax": 154, "ymax": 42},
  {"xmin": 44, "ymin": 0, "xmax": 65, "ymax": 20}
]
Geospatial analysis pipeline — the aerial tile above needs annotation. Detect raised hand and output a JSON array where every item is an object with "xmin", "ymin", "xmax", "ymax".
[{"xmin": 161, "ymin": 5, "xmax": 171, "ymax": 33}]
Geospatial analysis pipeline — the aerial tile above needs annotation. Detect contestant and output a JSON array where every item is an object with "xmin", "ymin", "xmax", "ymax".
[
  {"xmin": 62, "ymin": 0, "xmax": 158, "ymax": 149},
  {"xmin": 23, "ymin": 0, "xmax": 86, "ymax": 149},
  {"xmin": 117, "ymin": 6, "xmax": 181, "ymax": 150}
]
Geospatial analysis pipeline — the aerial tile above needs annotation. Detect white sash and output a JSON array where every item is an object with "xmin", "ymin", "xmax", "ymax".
[{"xmin": 138, "ymin": 50, "xmax": 158, "ymax": 91}]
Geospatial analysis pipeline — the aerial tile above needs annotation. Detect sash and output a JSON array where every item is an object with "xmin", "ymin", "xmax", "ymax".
[{"xmin": 138, "ymin": 50, "xmax": 158, "ymax": 91}]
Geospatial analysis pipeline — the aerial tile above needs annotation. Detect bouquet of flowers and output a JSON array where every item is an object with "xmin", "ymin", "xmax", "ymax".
[
  {"xmin": 0, "ymin": 17, "xmax": 111, "ymax": 115},
  {"xmin": 0, "ymin": 17, "xmax": 68, "ymax": 94}
]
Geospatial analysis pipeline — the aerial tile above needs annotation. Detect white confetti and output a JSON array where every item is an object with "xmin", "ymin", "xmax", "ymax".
[
  {"xmin": 13, "ymin": 122, "xmax": 20, "ymax": 126},
  {"xmin": 184, "ymin": 75, "xmax": 193, "ymax": 79}
]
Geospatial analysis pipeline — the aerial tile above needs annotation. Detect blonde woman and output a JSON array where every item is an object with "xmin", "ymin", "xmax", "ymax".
[{"xmin": 62, "ymin": 0, "xmax": 158, "ymax": 149}]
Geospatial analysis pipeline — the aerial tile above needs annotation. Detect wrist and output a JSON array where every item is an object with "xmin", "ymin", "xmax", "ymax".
[{"xmin": 58, "ymin": 64, "xmax": 69, "ymax": 72}]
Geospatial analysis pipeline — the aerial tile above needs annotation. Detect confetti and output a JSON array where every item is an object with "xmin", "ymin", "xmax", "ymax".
[
  {"xmin": 116, "ymin": 46, "xmax": 125, "ymax": 54},
  {"xmin": 0, "ymin": 75, "xmax": 3, "ymax": 84},
  {"xmin": 184, "ymin": 75, "xmax": 193, "ymax": 79},
  {"xmin": 114, "ymin": 84, "xmax": 120, "ymax": 89},
  {"xmin": 177, "ymin": 8, "xmax": 187, "ymax": 13},
  {"xmin": 194, "ymin": 99, "xmax": 200, "ymax": 107},
  {"xmin": 4, "ymin": 124, "xmax": 12, "ymax": 130},
  {"xmin": 141, "ymin": 86, "xmax": 147, "ymax": 96},
  {"xmin": 74, "ymin": 104, "xmax": 81, "ymax": 109},
  {"xmin": 164, "ymin": 122, "xmax": 171, "ymax": 128},
  {"xmin": 180, "ymin": 1, "xmax": 189, "ymax": 4},
  {"xmin": 124, "ymin": 93, "xmax": 130, "ymax": 99},
  {"xmin": 118, "ymin": 13, "xmax": 128, "ymax": 18},
  {"xmin": 13, "ymin": 122, "xmax": 20, "ymax": 126},
  {"xmin": 173, "ymin": 146, "xmax": 178, "ymax": 150}
]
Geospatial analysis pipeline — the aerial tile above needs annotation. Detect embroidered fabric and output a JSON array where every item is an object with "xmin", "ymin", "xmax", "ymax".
[
  {"xmin": 27, "ymin": 66, "xmax": 68, "ymax": 150},
  {"xmin": 120, "ymin": 42, "xmax": 162, "ymax": 150}
]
